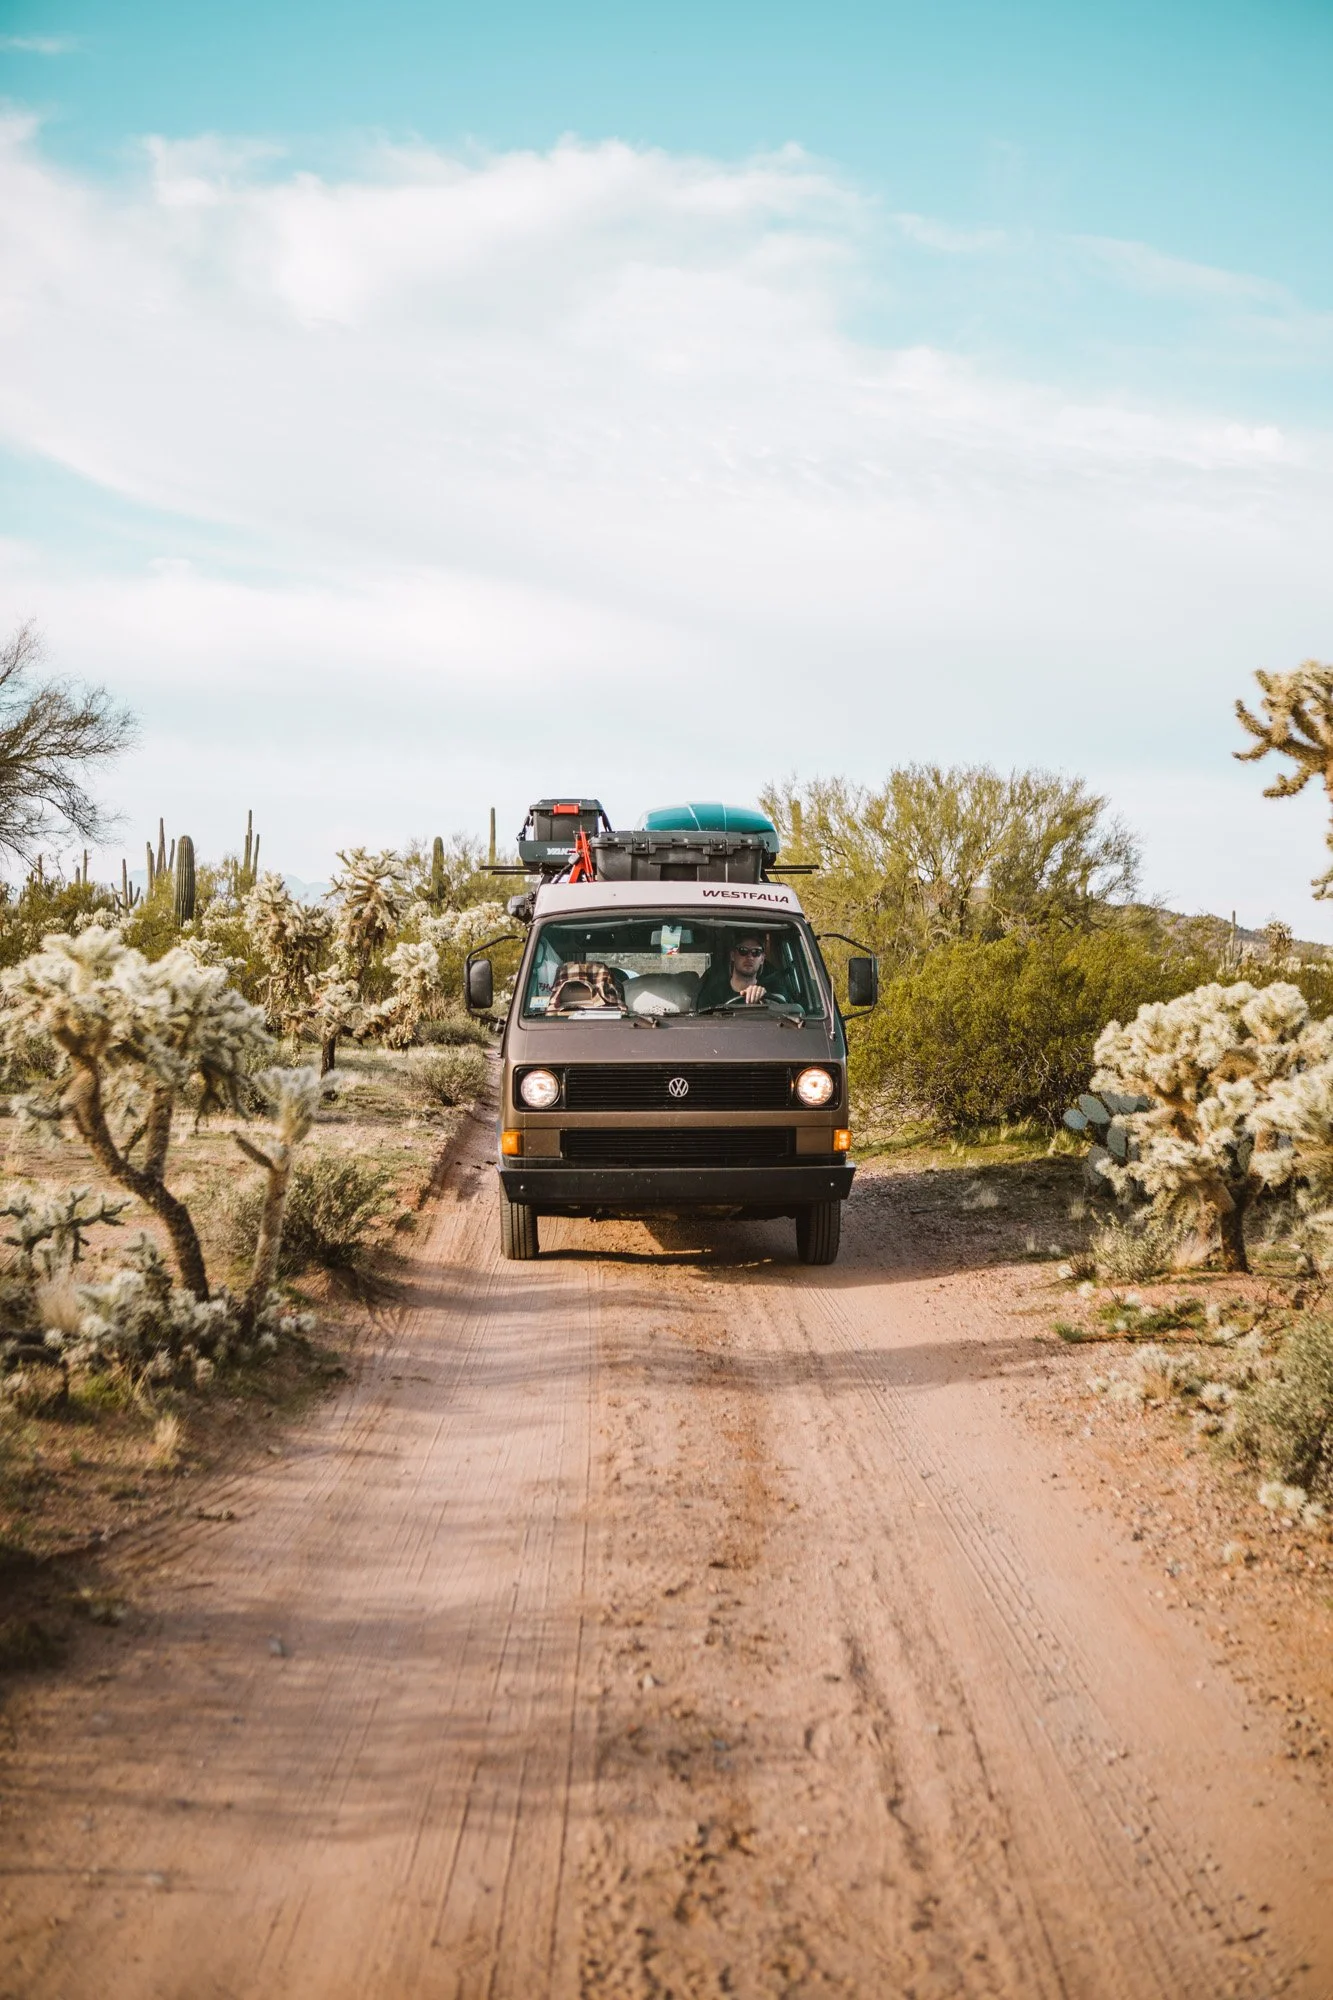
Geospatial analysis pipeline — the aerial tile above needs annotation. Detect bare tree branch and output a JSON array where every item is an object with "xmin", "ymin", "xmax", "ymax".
[{"xmin": 0, "ymin": 622, "xmax": 136, "ymax": 862}]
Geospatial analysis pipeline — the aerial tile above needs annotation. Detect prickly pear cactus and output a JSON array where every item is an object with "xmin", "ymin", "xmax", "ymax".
[{"xmin": 1062, "ymin": 1088, "xmax": 1150, "ymax": 1189}]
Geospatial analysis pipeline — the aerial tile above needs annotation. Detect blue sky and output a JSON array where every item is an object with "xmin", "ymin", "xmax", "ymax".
[{"xmin": 2, "ymin": 0, "xmax": 1331, "ymax": 923}]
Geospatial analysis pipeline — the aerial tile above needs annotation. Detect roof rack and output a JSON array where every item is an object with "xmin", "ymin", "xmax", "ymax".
[{"xmin": 497, "ymin": 795, "xmax": 816, "ymax": 920}]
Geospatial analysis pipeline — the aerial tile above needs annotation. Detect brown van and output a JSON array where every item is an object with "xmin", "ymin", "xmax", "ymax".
[{"xmin": 465, "ymin": 877, "xmax": 878, "ymax": 1265}]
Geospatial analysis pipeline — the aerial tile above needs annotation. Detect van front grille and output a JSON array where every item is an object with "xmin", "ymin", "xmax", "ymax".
[
  {"xmin": 561, "ymin": 1128, "xmax": 795, "ymax": 1166},
  {"xmin": 560, "ymin": 1063, "xmax": 796, "ymax": 1111}
]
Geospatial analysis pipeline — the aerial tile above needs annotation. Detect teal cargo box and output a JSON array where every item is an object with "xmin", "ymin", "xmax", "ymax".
[{"xmin": 639, "ymin": 803, "xmax": 780, "ymax": 858}]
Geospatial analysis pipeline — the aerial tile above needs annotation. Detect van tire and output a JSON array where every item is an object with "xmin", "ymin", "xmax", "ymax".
[
  {"xmin": 500, "ymin": 1196, "xmax": 540, "ymax": 1260},
  {"xmin": 796, "ymin": 1201, "xmax": 841, "ymax": 1265}
]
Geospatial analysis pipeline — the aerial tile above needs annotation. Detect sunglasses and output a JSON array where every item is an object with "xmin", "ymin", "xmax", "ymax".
[{"xmin": 735, "ymin": 945, "xmax": 764, "ymax": 956}]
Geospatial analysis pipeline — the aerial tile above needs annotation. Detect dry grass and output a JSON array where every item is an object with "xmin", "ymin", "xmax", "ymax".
[
  {"xmin": 148, "ymin": 1412, "xmax": 184, "ymax": 1471},
  {"xmin": 33, "ymin": 1272, "xmax": 84, "ymax": 1337}
]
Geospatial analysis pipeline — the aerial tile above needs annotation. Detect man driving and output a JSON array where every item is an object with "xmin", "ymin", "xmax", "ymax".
[{"xmin": 694, "ymin": 931, "xmax": 795, "ymax": 1009}]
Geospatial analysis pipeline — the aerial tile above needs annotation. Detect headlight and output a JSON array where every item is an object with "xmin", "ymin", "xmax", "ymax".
[
  {"xmin": 519, "ymin": 1068, "xmax": 560, "ymax": 1109},
  {"xmin": 795, "ymin": 1067, "xmax": 835, "ymax": 1107}
]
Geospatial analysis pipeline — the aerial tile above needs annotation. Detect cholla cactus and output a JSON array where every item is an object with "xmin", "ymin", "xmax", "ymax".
[
  {"xmin": 43, "ymin": 1228, "xmax": 313, "ymax": 1387},
  {"xmin": 232, "ymin": 1066, "xmax": 321, "ymax": 1333},
  {"xmin": 0, "ymin": 1184, "xmax": 129, "ymax": 1279},
  {"xmin": 244, "ymin": 873, "xmax": 332, "ymax": 1033},
  {"xmin": 1092, "ymin": 981, "xmax": 1333, "ymax": 1273},
  {"xmin": 0, "ymin": 927, "xmax": 272, "ymax": 1298},
  {"xmin": 331, "ymin": 848, "xmax": 407, "ymax": 982},
  {"xmin": 411, "ymin": 901, "xmax": 508, "ymax": 954},
  {"xmin": 1236, "ymin": 663, "xmax": 1333, "ymax": 895},
  {"xmin": 306, "ymin": 972, "xmax": 362, "ymax": 1075},
  {"xmin": 373, "ymin": 939, "xmax": 442, "ymax": 1048},
  {"xmin": 62, "ymin": 1233, "xmax": 237, "ymax": 1383}
]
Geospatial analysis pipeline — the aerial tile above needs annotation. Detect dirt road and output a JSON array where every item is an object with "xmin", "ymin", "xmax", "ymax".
[{"xmin": 2, "ymin": 1106, "xmax": 1330, "ymax": 1999}]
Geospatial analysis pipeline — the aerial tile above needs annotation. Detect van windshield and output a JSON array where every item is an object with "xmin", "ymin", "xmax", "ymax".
[{"xmin": 522, "ymin": 914, "xmax": 823, "ymax": 1019}]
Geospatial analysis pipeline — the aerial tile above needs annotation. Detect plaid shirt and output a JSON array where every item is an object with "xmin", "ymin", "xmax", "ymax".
[{"xmin": 546, "ymin": 961, "xmax": 625, "ymax": 1009}]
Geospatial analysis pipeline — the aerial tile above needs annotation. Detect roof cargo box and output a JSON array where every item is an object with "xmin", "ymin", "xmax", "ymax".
[
  {"xmin": 517, "ymin": 799, "xmax": 610, "ymax": 869},
  {"xmin": 639, "ymin": 802, "xmax": 780, "ymax": 858},
  {"xmin": 590, "ymin": 830, "xmax": 768, "ymax": 883}
]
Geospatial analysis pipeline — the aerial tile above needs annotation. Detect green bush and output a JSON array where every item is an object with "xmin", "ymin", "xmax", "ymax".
[
  {"xmin": 413, "ymin": 1045, "xmax": 488, "ymax": 1107},
  {"xmin": 855, "ymin": 925, "xmax": 1217, "ymax": 1130},
  {"xmin": 0, "ymin": 877, "xmax": 116, "ymax": 971},
  {"xmin": 227, "ymin": 1156, "xmax": 395, "ymax": 1271},
  {"xmin": 418, "ymin": 1010, "xmax": 492, "ymax": 1049},
  {"xmin": 1231, "ymin": 1316, "xmax": 1333, "ymax": 1501}
]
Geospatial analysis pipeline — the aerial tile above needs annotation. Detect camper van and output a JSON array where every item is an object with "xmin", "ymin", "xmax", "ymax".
[{"xmin": 466, "ymin": 805, "xmax": 878, "ymax": 1265}]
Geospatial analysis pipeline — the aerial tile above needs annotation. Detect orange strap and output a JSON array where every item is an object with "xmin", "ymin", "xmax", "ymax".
[{"xmin": 568, "ymin": 829, "xmax": 596, "ymax": 883}]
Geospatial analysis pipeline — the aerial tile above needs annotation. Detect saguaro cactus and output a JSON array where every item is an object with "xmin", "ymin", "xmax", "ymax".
[
  {"xmin": 430, "ymin": 835, "xmax": 446, "ymax": 907},
  {"xmin": 174, "ymin": 834, "xmax": 197, "ymax": 926}
]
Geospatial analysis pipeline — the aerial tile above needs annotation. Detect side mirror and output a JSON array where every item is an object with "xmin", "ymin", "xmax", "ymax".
[
  {"xmin": 847, "ymin": 956, "xmax": 878, "ymax": 1009},
  {"xmin": 466, "ymin": 957, "xmax": 494, "ymax": 1013}
]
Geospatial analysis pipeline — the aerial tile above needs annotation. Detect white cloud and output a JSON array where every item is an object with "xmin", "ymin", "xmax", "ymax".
[
  {"xmin": 0, "ymin": 120, "xmax": 1330, "ymax": 926},
  {"xmin": 0, "ymin": 33, "xmax": 79, "ymax": 54},
  {"xmin": 1072, "ymin": 235, "xmax": 1286, "ymax": 305},
  {"xmin": 890, "ymin": 211, "xmax": 1009, "ymax": 254}
]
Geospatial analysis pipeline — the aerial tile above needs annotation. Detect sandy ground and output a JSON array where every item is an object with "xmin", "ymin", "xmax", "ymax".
[{"xmin": 1, "ymin": 1104, "xmax": 1331, "ymax": 1999}]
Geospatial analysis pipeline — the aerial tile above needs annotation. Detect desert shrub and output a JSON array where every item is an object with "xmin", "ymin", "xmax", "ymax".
[
  {"xmin": 0, "ymin": 875, "xmax": 117, "ymax": 973},
  {"xmin": 1129, "ymin": 1343, "xmax": 1206, "ymax": 1401},
  {"xmin": 763, "ymin": 766, "xmax": 1138, "ymax": 960},
  {"xmin": 1231, "ymin": 1316, "xmax": 1333, "ymax": 1501},
  {"xmin": 419, "ymin": 1010, "xmax": 492, "ymax": 1049},
  {"xmin": 117, "ymin": 869, "xmax": 185, "ymax": 962},
  {"xmin": 857, "ymin": 926, "xmax": 1215, "ymax": 1129},
  {"xmin": 1085, "ymin": 1212, "xmax": 1189, "ymax": 1282},
  {"xmin": 414, "ymin": 1045, "xmax": 488, "ymax": 1108},
  {"xmin": 227, "ymin": 1155, "xmax": 394, "ymax": 1271}
]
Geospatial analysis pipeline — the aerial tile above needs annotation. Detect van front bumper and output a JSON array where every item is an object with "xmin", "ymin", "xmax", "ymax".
[{"xmin": 498, "ymin": 1161, "xmax": 854, "ymax": 1215}]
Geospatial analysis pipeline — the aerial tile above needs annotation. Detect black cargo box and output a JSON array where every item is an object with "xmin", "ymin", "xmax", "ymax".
[
  {"xmin": 590, "ymin": 831, "xmax": 767, "ymax": 883},
  {"xmin": 516, "ymin": 798, "xmax": 610, "ymax": 869}
]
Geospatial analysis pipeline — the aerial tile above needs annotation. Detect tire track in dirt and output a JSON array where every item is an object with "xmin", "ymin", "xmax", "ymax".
[
  {"xmin": 562, "ymin": 1231, "xmax": 1057, "ymax": 1998},
  {"xmin": 0, "ymin": 1106, "xmax": 599, "ymax": 1999},
  {"xmin": 2, "ymin": 1153, "xmax": 1330, "ymax": 1998},
  {"xmin": 558, "ymin": 1194, "xmax": 1330, "ymax": 1999}
]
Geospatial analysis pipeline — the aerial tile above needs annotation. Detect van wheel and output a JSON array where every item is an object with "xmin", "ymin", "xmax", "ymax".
[
  {"xmin": 500, "ymin": 1196, "xmax": 540, "ymax": 1260},
  {"xmin": 796, "ymin": 1201, "xmax": 841, "ymax": 1265}
]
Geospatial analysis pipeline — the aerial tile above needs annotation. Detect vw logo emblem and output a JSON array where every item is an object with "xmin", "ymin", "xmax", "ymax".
[{"xmin": 667, "ymin": 1075, "xmax": 690, "ymax": 1099}]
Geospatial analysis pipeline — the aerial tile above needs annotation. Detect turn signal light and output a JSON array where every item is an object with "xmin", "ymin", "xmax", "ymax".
[
  {"xmin": 833, "ymin": 1129, "xmax": 852, "ymax": 1152},
  {"xmin": 500, "ymin": 1130, "xmax": 523, "ymax": 1156}
]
